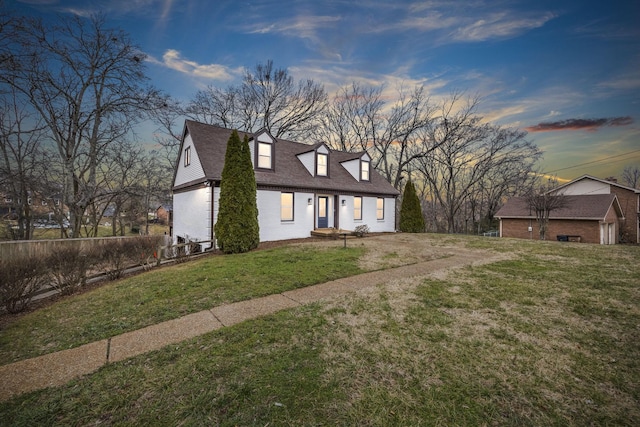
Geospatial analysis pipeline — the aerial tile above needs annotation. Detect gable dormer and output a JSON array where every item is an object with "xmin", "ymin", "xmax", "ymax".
[
  {"xmin": 360, "ymin": 152, "xmax": 371, "ymax": 181},
  {"xmin": 315, "ymin": 144, "xmax": 330, "ymax": 177},
  {"xmin": 297, "ymin": 143, "xmax": 331, "ymax": 177},
  {"xmin": 252, "ymin": 130, "xmax": 276, "ymax": 171},
  {"xmin": 341, "ymin": 152, "xmax": 371, "ymax": 182}
]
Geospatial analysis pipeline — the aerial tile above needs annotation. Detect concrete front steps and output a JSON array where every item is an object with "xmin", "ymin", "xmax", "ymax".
[{"xmin": 310, "ymin": 228, "xmax": 355, "ymax": 238}]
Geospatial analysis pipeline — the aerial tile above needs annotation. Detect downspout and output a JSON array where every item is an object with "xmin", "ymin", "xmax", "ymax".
[{"xmin": 210, "ymin": 181, "xmax": 215, "ymax": 250}]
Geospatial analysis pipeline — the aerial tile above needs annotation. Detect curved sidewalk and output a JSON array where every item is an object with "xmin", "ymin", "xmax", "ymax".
[{"xmin": 0, "ymin": 250, "xmax": 499, "ymax": 401}]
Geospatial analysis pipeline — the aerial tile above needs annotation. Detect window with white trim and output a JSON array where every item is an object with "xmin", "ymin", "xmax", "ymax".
[
  {"xmin": 317, "ymin": 153, "xmax": 328, "ymax": 176},
  {"xmin": 354, "ymin": 196, "xmax": 362, "ymax": 221},
  {"xmin": 376, "ymin": 198, "xmax": 384, "ymax": 220},
  {"xmin": 281, "ymin": 192, "xmax": 294, "ymax": 221},
  {"xmin": 258, "ymin": 142, "xmax": 272, "ymax": 169},
  {"xmin": 361, "ymin": 160, "xmax": 370, "ymax": 181}
]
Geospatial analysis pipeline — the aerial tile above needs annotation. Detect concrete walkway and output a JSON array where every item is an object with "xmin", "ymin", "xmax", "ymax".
[{"xmin": 0, "ymin": 250, "xmax": 499, "ymax": 402}]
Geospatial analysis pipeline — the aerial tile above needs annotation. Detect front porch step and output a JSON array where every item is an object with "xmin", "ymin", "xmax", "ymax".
[{"xmin": 310, "ymin": 228, "xmax": 355, "ymax": 238}]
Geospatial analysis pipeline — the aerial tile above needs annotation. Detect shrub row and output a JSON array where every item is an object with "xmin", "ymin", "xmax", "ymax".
[{"xmin": 0, "ymin": 236, "xmax": 164, "ymax": 314}]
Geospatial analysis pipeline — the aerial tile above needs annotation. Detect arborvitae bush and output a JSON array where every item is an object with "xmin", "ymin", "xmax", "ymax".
[
  {"xmin": 0, "ymin": 256, "xmax": 48, "ymax": 313},
  {"xmin": 214, "ymin": 130, "xmax": 260, "ymax": 254},
  {"xmin": 399, "ymin": 180, "xmax": 425, "ymax": 233}
]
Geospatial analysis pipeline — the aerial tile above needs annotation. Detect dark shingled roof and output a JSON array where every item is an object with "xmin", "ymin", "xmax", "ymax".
[
  {"xmin": 175, "ymin": 120, "xmax": 400, "ymax": 197},
  {"xmin": 495, "ymin": 194, "xmax": 623, "ymax": 220}
]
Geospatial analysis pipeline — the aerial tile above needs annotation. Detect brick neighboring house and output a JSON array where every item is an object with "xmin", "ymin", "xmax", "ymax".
[
  {"xmin": 495, "ymin": 194, "xmax": 624, "ymax": 244},
  {"xmin": 552, "ymin": 175, "xmax": 640, "ymax": 244},
  {"xmin": 155, "ymin": 205, "xmax": 172, "ymax": 225}
]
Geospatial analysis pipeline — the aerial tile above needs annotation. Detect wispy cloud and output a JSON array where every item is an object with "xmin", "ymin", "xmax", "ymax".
[
  {"xmin": 395, "ymin": 13, "xmax": 459, "ymax": 32},
  {"xmin": 246, "ymin": 15, "xmax": 341, "ymax": 36},
  {"xmin": 150, "ymin": 49, "xmax": 244, "ymax": 81},
  {"xmin": 21, "ymin": 0, "xmax": 176, "ymax": 23},
  {"xmin": 573, "ymin": 18, "xmax": 640, "ymax": 41},
  {"xmin": 597, "ymin": 73, "xmax": 640, "ymax": 92},
  {"xmin": 290, "ymin": 62, "xmax": 448, "ymax": 99},
  {"xmin": 525, "ymin": 117, "xmax": 634, "ymax": 133},
  {"xmin": 451, "ymin": 12, "xmax": 556, "ymax": 42},
  {"xmin": 244, "ymin": 15, "xmax": 343, "ymax": 60}
]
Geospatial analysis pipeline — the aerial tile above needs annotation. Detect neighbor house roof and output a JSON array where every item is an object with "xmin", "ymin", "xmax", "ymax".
[
  {"xmin": 495, "ymin": 194, "xmax": 624, "ymax": 220},
  {"xmin": 551, "ymin": 174, "xmax": 640, "ymax": 194},
  {"xmin": 173, "ymin": 120, "xmax": 400, "ymax": 197}
]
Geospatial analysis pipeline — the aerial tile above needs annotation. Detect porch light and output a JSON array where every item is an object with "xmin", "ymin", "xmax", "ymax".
[
  {"xmin": 308, "ymin": 198, "xmax": 313, "ymax": 205},
  {"xmin": 341, "ymin": 199, "xmax": 346, "ymax": 206}
]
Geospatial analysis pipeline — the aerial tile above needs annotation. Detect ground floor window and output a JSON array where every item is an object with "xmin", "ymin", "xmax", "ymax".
[
  {"xmin": 376, "ymin": 198, "xmax": 384, "ymax": 220},
  {"xmin": 354, "ymin": 196, "xmax": 362, "ymax": 220},
  {"xmin": 281, "ymin": 192, "xmax": 294, "ymax": 221}
]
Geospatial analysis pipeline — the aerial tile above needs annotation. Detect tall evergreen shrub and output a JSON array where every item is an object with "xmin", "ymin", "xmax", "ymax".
[
  {"xmin": 399, "ymin": 180, "xmax": 425, "ymax": 232},
  {"xmin": 214, "ymin": 130, "xmax": 260, "ymax": 253}
]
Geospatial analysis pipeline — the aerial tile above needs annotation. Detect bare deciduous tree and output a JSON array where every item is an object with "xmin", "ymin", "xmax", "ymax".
[
  {"xmin": 525, "ymin": 178, "xmax": 567, "ymax": 240},
  {"xmin": 417, "ymin": 95, "xmax": 541, "ymax": 233},
  {"xmin": 0, "ymin": 13, "xmax": 158, "ymax": 237},
  {"xmin": 320, "ymin": 82, "xmax": 438, "ymax": 189},
  {"xmin": 183, "ymin": 60, "xmax": 327, "ymax": 142},
  {"xmin": 622, "ymin": 165, "xmax": 640, "ymax": 189},
  {"xmin": 0, "ymin": 89, "xmax": 46, "ymax": 239}
]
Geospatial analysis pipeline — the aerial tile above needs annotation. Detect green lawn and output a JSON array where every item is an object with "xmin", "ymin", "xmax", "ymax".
[
  {"xmin": 0, "ymin": 245, "xmax": 365, "ymax": 364},
  {"xmin": 1, "ymin": 235, "xmax": 639, "ymax": 426}
]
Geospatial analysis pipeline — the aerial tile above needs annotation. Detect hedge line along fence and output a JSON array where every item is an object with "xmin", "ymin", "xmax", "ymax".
[{"xmin": 0, "ymin": 235, "xmax": 208, "ymax": 314}]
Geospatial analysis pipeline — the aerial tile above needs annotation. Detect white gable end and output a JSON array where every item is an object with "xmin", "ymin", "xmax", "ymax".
[
  {"xmin": 558, "ymin": 179, "xmax": 611, "ymax": 195},
  {"xmin": 257, "ymin": 132, "xmax": 274, "ymax": 143},
  {"xmin": 297, "ymin": 151, "xmax": 315, "ymax": 175},
  {"xmin": 342, "ymin": 159, "xmax": 361, "ymax": 181},
  {"xmin": 174, "ymin": 133, "xmax": 205, "ymax": 186}
]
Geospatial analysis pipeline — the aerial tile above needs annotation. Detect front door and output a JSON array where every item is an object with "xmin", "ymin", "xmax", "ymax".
[{"xmin": 318, "ymin": 196, "xmax": 329, "ymax": 228}]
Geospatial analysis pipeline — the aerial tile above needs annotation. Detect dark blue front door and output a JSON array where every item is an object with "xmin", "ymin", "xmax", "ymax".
[{"xmin": 318, "ymin": 196, "xmax": 329, "ymax": 228}]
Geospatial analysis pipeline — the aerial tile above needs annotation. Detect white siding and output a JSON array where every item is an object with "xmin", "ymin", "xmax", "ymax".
[
  {"xmin": 338, "ymin": 195, "xmax": 395, "ymax": 233},
  {"xmin": 338, "ymin": 195, "xmax": 356, "ymax": 230},
  {"xmin": 257, "ymin": 190, "xmax": 315, "ymax": 241},
  {"xmin": 173, "ymin": 187, "xmax": 213, "ymax": 248},
  {"xmin": 558, "ymin": 180, "xmax": 610, "ymax": 195},
  {"xmin": 174, "ymin": 134, "xmax": 205, "ymax": 186}
]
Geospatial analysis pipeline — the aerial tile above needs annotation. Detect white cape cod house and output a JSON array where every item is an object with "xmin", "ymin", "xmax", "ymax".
[{"xmin": 172, "ymin": 120, "xmax": 399, "ymax": 248}]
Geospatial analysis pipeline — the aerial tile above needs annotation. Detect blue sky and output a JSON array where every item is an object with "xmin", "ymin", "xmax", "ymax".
[{"xmin": 10, "ymin": 0, "xmax": 640, "ymax": 183}]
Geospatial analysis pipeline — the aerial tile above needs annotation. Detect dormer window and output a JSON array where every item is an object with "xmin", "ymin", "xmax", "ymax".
[
  {"xmin": 257, "ymin": 142, "xmax": 272, "ymax": 169},
  {"xmin": 361, "ymin": 159, "xmax": 370, "ymax": 181},
  {"xmin": 317, "ymin": 153, "xmax": 328, "ymax": 176}
]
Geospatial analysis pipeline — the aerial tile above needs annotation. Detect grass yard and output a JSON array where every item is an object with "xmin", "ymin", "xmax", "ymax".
[
  {"xmin": 0, "ymin": 244, "xmax": 365, "ymax": 364},
  {"xmin": 1, "ymin": 234, "xmax": 639, "ymax": 426}
]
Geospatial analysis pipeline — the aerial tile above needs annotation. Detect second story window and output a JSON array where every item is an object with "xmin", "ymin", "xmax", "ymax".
[
  {"xmin": 258, "ymin": 142, "xmax": 272, "ymax": 169},
  {"xmin": 361, "ymin": 160, "xmax": 370, "ymax": 181},
  {"xmin": 317, "ymin": 153, "xmax": 328, "ymax": 176}
]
